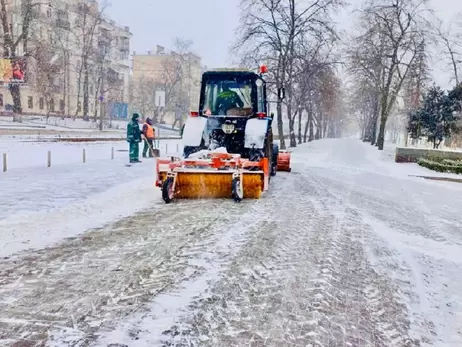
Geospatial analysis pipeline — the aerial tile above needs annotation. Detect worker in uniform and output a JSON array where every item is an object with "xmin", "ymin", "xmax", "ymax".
[
  {"xmin": 215, "ymin": 84, "xmax": 244, "ymax": 115},
  {"xmin": 127, "ymin": 113, "xmax": 142, "ymax": 163},
  {"xmin": 142, "ymin": 117, "xmax": 155, "ymax": 158}
]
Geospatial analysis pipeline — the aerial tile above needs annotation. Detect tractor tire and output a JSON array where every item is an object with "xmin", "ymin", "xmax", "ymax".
[
  {"xmin": 232, "ymin": 177, "xmax": 243, "ymax": 202},
  {"xmin": 162, "ymin": 177, "xmax": 175, "ymax": 203},
  {"xmin": 271, "ymin": 143, "xmax": 279, "ymax": 176}
]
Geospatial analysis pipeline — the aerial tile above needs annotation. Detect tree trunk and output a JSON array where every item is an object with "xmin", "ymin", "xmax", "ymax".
[
  {"xmin": 303, "ymin": 107, "xmax": 311, "ymax": 143},
  {"xmin": 376, "ymin": 98, "xmax": 388, "ymax": 150},
  {"xmin": 369, "ymin": 89, "xmax": 380, "ymax": 145},
  {"xmin": 83, "ymin": 57, "xmax": 89, "ymax": 118},
  {"xmin": 315, "ymin": 127, "xmax": 320, "ymax": 140},
  {"xmin": 10, "ymin": 84, "xmax": 22, "ymax": 116},
  {"xmin": 277, "ymin": 100, "xmax": 286, "ymax": 149},
  {"xmin": 289, "ymin": 117, "xmax": 296, "ymax": 147},
  {"xmin": 315, "ymin": 112, "xmax": 322, "ymax": 140},
  {"xmin": 298, "ymin": 108, "xmax": 302, "ymax": 144},
  {"xmin": 287, "ymin": 104, "xmax": 296, "ymax": 147},
  {"xmin": 322, "ymin": 119, "xmax": 328, "ymax": 138},
  {"xmin": 309, "ymin": 115, "xmax": 314, "ymax": 141}
]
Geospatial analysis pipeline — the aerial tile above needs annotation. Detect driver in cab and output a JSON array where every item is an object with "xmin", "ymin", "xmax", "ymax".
[{"xmin": 215, "ymin": 84, "xmax": 244, "ymax": 115}]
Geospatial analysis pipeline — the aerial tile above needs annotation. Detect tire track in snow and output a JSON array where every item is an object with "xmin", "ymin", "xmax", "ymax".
[
  {"xmin": 0, "ymin": 197, "xmax": 260, "ymax": 347},
  {"xmin": 156, "ymin": 164, "xmax": 419, "ymax": 347},
  {"xmin": 91, "ymin": 174, "xmax": 293, "ymax": 347}
]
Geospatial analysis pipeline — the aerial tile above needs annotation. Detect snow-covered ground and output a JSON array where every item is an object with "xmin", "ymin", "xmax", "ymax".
[{"xmin": 0, "ymin": 139, "xmax": 461, "ymax": 347}]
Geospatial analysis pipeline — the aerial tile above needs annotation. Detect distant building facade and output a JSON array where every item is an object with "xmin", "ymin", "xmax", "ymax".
[
  {"xmin": 0, "ymin": 0, "xmax": 131, "ymax": 120},
  {"xmin": 131, "ymin": 45, "xmax": 203, "ymax": 125}
]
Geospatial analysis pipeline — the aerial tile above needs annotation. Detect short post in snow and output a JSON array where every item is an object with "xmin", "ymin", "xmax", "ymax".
[
  {"xmin": 82, "ymin": 148, "xmax": 86, "ymax": 163},
  {"xmin": 176, "ymin": 143, "xmax": 179, "ymax": 152},
  {"xmin": 47, "ymin": 151, "xmax": 51, "ymax": 167},
  {"xmin": 165, "ymin": 143, "xmax": 168, "ymax": 155},
  {"xmin": 111, "ymin": 147, "xmax": 114, "ymax": 160},
  {"xmin": 2, "ymin": 153, "xmax": 6, "ymax": 172}
]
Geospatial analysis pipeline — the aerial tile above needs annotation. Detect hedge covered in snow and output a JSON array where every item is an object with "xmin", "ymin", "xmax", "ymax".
[{"xmin": 417, "ymin": 157, "xmax": 462, "ymax": 174}]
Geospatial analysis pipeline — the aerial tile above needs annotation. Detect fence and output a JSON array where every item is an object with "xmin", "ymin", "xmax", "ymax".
[{"xmin": 1, "ymin": 139, "xmax": 183, "ymax": 172}]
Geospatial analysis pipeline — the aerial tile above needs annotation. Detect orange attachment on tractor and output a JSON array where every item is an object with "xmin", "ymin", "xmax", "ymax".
[
  {"xmin": 155, "ymin": 151, "xmax": 269, "ymax": 203},
  {"xmin": 276, "ymin": 150, "xmax": 292, "ymax": 172}
]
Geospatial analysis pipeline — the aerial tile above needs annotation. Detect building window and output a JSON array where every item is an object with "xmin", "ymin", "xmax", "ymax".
[
  {"xmin": 60, "ymin": 100, "xmax": 65, "ymax": 112},
  {"xmin": 47, "ymin": 7, "xmax": 52, "ymax": 18},
  {"xmin": 49, "ymin": 98, "xmax": 55, "ymax": 112},
  {"xmin": 28, "ymin": 96, "xmax": 33, "ymax": 109},
  {"xmin": 0, "ymin": 94, "xmax": 3, "ymax": 107},
  {"xmin": 39, "ymin": 97, "xmax": 44, "ymax": 110}
]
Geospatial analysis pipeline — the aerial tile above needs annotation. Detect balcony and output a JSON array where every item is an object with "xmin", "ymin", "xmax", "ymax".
[
  {"xmin": 99, "ymin": 29, "xmax": 113, "ymax": 43},
  {"xmin": 56, "ymin": 18, "xmax": 71, "ymax": 30}
]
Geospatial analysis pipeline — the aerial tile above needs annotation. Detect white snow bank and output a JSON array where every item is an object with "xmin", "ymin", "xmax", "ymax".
[{"xmin": 0, "ymin": 159, "xmax": 161, "ymax": 258}]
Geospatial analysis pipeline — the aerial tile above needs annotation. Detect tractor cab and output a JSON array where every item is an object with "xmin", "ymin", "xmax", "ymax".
[
  {"xmin": 183, "ymin": 68, "xmax": 273, "ymax": 161},
  {"xmin": 200, "ymin": 69, "xmax": 267, "ymax": 117}
]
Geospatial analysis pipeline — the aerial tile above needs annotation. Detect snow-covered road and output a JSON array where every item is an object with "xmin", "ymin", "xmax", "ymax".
[{"xmin": 1, "ymin": 139, "xmax": 461, "ymax": 347}]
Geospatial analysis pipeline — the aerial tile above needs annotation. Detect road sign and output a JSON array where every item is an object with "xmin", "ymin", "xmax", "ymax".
[{"xmin": 155, "ymin": 90, "xmax": 165, "ymax": 108}]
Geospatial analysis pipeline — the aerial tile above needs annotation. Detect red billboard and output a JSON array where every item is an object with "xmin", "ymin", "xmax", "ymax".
[{"xmin": 0, "ymin": 57, "xmax": 26, "ymax": 84}]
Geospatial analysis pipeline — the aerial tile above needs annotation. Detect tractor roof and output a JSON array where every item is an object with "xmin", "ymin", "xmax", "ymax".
[{"xmin": 203, "ymin": 69, "xmax": 261, "ymax": 79}]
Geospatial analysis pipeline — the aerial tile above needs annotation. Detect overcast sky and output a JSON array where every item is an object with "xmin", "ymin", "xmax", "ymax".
[{"xmin": 106, "ymin": 0, "xmax": 462, "ymax": 89}]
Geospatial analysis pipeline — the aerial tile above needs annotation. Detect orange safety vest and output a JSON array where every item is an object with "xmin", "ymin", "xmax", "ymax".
[{"xmin": 144, "ymin": 123, "xmax": 154, "ymax": 139}]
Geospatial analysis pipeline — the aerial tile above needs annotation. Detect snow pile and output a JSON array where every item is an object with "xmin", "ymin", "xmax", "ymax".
[{"xmin": 187, "ymin": 147, "xmax": 228, "ymax": 159}]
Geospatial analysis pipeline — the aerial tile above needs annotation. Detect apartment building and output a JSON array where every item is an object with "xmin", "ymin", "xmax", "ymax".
[
  {"xmin": 132, "ymin": 45, "xmax": 203, "ymax": 125},
  {"xmin": 0, "ymin": 0, "xmax": 131, "ymax": 119}
]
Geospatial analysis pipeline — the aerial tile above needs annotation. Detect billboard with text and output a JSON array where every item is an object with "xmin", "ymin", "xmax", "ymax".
[{"xmin": 0, "ymin": 57, "xmax": 26, "ymax": 84}]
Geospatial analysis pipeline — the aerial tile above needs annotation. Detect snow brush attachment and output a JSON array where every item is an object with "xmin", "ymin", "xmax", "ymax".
[
  {"xmin": 171, "ymin": 171, "xmax": 263, "ymax": 199},
  {"xmin": 155, "ymin": 152, "xmax": 269, "ymax": 203},
  {"xmin": 276, "ymin": 150, "xmax": 292, "ymax": 172}
]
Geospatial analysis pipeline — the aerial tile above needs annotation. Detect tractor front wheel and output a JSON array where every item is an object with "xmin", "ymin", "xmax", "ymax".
[
  {"xmin": 232, "ymin": 177, "xmax": 243, "ymax": 202},
  {"xmin": 162, "ymin": 177, "xmax": 175, "ymax": 203}
]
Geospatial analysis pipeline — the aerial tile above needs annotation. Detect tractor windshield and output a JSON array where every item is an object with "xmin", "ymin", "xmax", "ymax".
[{"xmin": 202, "ymin": 78, "xmax": 253, "ymax": 116}]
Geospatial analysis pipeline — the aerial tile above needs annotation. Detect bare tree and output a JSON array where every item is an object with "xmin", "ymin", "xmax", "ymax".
[
  {"xmin": 32, "ymin": 41, "xmax": 62, "ymax": 121},
  {"xmin": 434, "ymin": 17, "xmax": 462, "ymax": 85},
  {"xmin": 354, "ymin": 0, "xmax": 428, "ymax": 150},
  {"xmin": 72, "ymin": 1, "xmax": 105, "ymax": 119},
  {"xmin": 232, "ymin": 0, "xmax": 344, "ymax": 149},
  {"xmin": 130, "ymin": 75, "xmax": 157, "ymax": 118}
]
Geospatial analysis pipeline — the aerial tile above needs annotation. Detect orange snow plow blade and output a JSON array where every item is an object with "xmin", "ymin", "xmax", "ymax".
[
  {"xmin": 277, "ymin": 150, "xmax": 291, "ymax": 172},
  {"xmin": 155, "ymin": 153, "xmax": 269, "ymax": 203}
]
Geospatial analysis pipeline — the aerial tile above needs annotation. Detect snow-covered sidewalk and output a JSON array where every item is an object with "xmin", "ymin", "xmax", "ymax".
[
  {"xmin": 0, "ymin": 157, "xmax": 160, "ymax": 258},
  {"xmin": 0, "ymin": 138, "xmax": 182, "ymax": 170}
]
